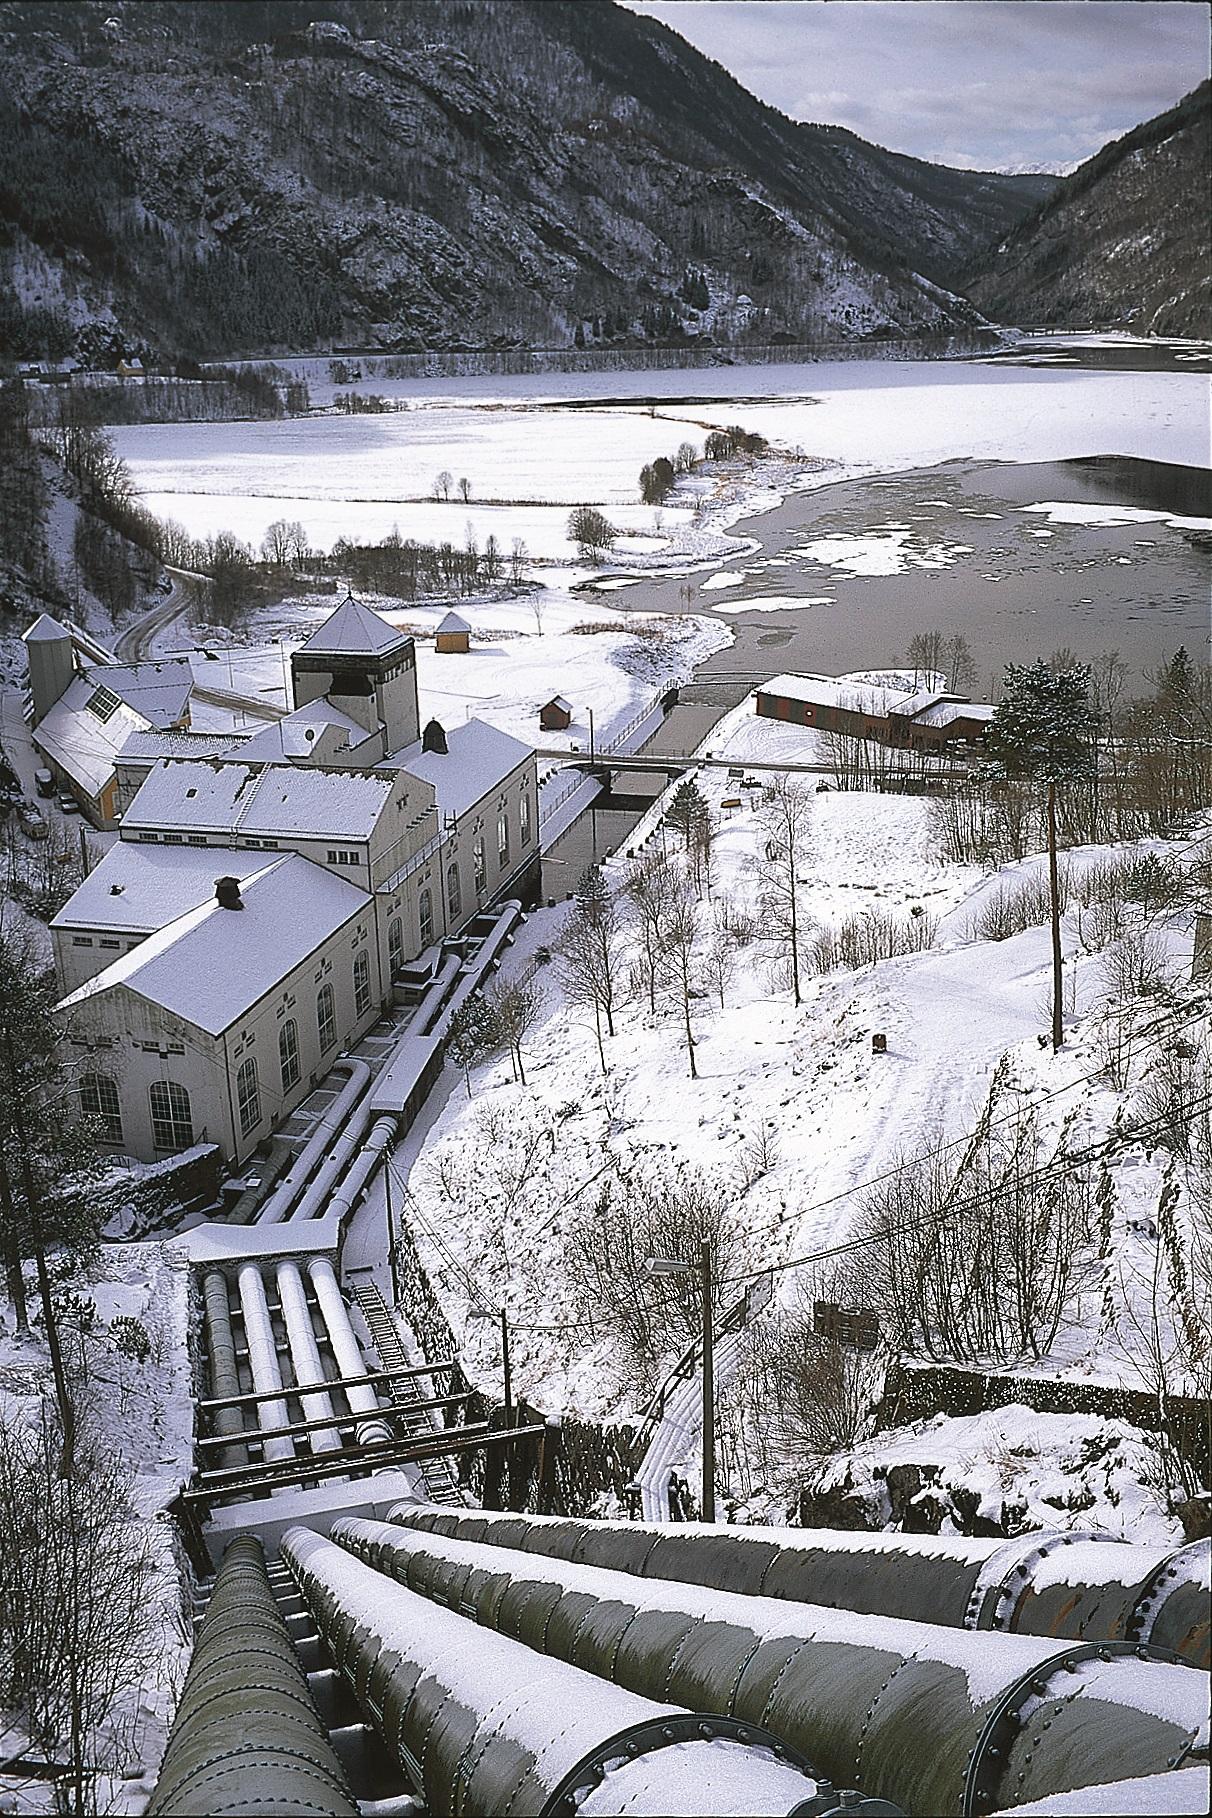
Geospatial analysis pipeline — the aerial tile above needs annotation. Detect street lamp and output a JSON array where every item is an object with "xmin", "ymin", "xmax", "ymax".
[
  {"xmin": 645, "ymin": 1241, "xmax": 715, "ymax": 1522},
  {"xmin": 467, "ymin": 1304, "xmax": 513, "ymax": 1424}
]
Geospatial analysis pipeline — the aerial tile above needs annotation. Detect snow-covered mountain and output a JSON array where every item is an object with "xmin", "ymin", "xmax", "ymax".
[
  {"xmin": 0, "ymin": 0, "xmax": 1055, "ymax": 362},
  {"xmin": 962, "ymin": 82, "xmax": 1212, "ymax": 339}
]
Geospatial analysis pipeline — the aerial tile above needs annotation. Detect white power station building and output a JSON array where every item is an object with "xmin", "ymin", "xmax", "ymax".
[{"xmin": 43, "ymin": 595, "xmax": 539, "ymax": 1164}]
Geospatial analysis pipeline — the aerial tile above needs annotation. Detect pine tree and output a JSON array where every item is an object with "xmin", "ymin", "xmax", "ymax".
[{"xmin": 984, "ymin": 660, "xmax": 1097, "ymax": 1049}]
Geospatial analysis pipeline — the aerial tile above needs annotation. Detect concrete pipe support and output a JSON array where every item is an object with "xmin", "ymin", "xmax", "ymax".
[
  {"xmin": 236, "ymin": 1264, "xmax": 293, "ymax": 1465},
  {"xmin": 275, "ymin": 1261, "xmax": 343, "ymax": 1455},
  {"xmin": 392, "ymin": 1504, "xmax": 1211, "ymax": 1669},
  {"xmin": 308, "ymin": 1258, "xmax": 392, "ymax": 1446},
  {"xmin": 280, "ymin": 1525, "xmax": 878, "ymax": 1818},
  {"xmin": 148, "ymin": 1535, "xmax": 356, "ymax": 1817},
  {"xmin": 201, "ymin": 1271, "xmax": 246, "ymax": 1473},
  {"xmin": 347, "ymin": 1514, "xmax": 1209, "ymax": 1818}
]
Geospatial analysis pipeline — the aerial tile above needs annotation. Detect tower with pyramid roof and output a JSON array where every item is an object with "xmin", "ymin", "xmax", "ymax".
[
  {"xmin": 290, "ymin": 593, "xmax": 420, "ymax": 755},
  {"xmin": 22, "ymin": 613, "xmax": 77, "ymax": 725}
]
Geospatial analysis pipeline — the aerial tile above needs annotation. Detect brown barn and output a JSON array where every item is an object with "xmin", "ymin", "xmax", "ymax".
[
  {"xmin": 755, "ymin": 674, "xmax": 992, "ymax": 752},
  {"xmin": 539, "ymin": 695, "xmax": 573, "ymax": 732},
  {"xmin": 435, "ymin": 611, "xmax": 471, "ymax": 654}
]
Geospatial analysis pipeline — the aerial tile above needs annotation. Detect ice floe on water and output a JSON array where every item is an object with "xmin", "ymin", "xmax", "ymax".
[
  {"xmin": 794, "ymin": 528, "xmax": 973, "ymax": 576},
  {"xmin": 709, "ymin": 593, "xmax": 835, "ymax": 614},
  {"xmin": 699, "ymin": 570, "xmax": 748, "ymax": 590}
]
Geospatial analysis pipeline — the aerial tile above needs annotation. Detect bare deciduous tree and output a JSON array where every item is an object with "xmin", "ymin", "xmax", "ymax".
[
  {"xmin": 488, "ymin": 975, "xmax": 544, "ymax": 1088},
  {"xmin": 752, "ymin": 776, "xmax": 812, "ymax": 1004},
  {"xmin": 625, "ymin": 849, "xmax": 678, "ymax": 1015},
  {"xmin": 557, "ymin": 868, "xmax": 622, "ymax": 1071},
  {"xmin": 658, "ymin": 868, "xmax": 703, "ymax": 1078}
]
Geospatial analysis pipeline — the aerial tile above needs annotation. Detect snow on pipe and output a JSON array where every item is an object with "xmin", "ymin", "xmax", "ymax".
[
  {"xmin": 323, "ymin": 1114, "xmax": 395, "ymax": 1226},
  {"xmin": 275, "ymin": 1262, "xmax": 343, "ymax": 1456},
  {"xmin": 257, "ymin": 1058, "xmax": 372, "ymax": 1224},
  {"xmin": 393, "ymin": 1505, "xmax": 1212, "ymax": 1670},
  {"xmin": 307, "ymin": 1257, "xmax": 393, "ymax": 1447},
  {"xmin": 279, "ymin": 1525, "xmax": 877, "ymax": 1818},
  {"xmin": 347, "ymin": 1515, "xmax": 1211, "ymax": 1818},
  {"xmin": 201, "ymin": 1271, "xmax": 247, "ymax": 1473},
  {"xmin": 236, "ymin": 1264, "xmax": 294, "ymax": 1465},
  {"xmin": 148, "ymin": 1535, "xmax": 357, "ymax": 1817}
]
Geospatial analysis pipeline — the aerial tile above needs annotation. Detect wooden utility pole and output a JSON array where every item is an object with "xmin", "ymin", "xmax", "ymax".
[
  {"xmin": 700, "ymin": 1239, "xmax": 715, "ymax": 1523},
  {"xmin": 1047, "ymin": 780, "xmax": 1063, "ymax": 1051},
  {"xmin": 500, "ymin": 1308, "xmax": 513, "ymax": 1424}
]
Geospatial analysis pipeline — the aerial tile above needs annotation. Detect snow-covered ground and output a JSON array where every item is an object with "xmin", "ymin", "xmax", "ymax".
[
  {"xmin": 110, "ymin": 352, "xmax": 1212, "ymax": 570},
  {"xmin": 0, "ymin": 1243, "xmax": 194, "ymax": 1814},
  {"xmin": 384, "ymin": 680, "xmax": 1207, "ymax": 1542},
  {"xmin": 177, "ymin": 590, "xmax": 732, "ymax": 754}
]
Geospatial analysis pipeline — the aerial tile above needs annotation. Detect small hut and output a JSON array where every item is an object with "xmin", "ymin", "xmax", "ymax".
[
  {"xmin": 435, "ymin": 611, "xmax": 470, "ymax": 654},
  {"xmin": 539, "ymin": 695, "xmax": 572, "ymax": 732}
]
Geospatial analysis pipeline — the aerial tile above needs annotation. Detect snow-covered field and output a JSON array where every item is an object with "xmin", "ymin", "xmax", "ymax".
[
  {"xmin": 369, "ymin": 680, "xmax": 1209, "ymax": 1540},
  {"xmin": 111, "ymin": 352, "xmax": 1212, "ymax": 568},
  {"xmin": 183, "ymin": 590, "xmax": 732, "ymax": 754}
]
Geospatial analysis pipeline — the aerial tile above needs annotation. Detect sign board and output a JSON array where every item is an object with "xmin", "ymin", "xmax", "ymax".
[{"xmin": 813, "ymin": 1300, "xmax": 879, "ymax": 1351}]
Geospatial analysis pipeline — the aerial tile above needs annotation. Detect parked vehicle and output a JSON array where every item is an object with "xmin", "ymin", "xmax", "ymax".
[
  {"xmin": 35, "ymin": 768, "xmax": 55, "ymax": 797},
  {"xmin": 19, "ymin": 805, "xmax": 48, "ymax": 840},
  {"xmin": 58, "ymin": 793, "xmax": 80, "ymax": 815}
]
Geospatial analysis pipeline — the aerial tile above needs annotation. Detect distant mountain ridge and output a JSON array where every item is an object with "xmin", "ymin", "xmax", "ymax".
[
  {"xmin": 962, "ymin": 82, "xmax": 1212, "ymax": 339},
  {"xmin": 0, "ymin": 0, "xmax": 1056, "ymax": 362}
]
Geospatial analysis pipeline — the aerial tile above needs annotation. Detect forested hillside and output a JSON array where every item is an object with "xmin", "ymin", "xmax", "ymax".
[
  {"xmin": 0, "ymin": 0, "xmax": 1053, "ymax": 361},
  {"xmin": 963, "ymin": 82, "xmax": 1212, "ymax": 338}
]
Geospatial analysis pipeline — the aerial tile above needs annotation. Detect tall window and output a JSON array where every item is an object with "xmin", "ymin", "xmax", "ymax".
[
  {"xmin": 497, "ymin": 810, "xmax": 510, "ymax": 867},
  {"xmin": 81, "ymin": 1073, "xmax": 122, "ymax": 1144},
  {"xmin": 520, "ymin": 789, "xmax": 532, "ymax": 846},
  {"xmin": 418, "ymin": 886, "xmax": 434, "ymax": 947},
  {"xmin": 473, "ymin": 836, "xmax": 487, "ymax": 897},
  {"xmin": 353, "ymin": 949, "xmax": 372, "ymax": 1017},
  {"xmin": 446, "ymin": 861, "xmax": 462, "ymax": 921},
  {"xmin": 279, "ymin": 1018, "xmax": 300, "ymax": 1093},
  {"xmin": 388, "ymin": 916, "xmax": 404, "ymax": 975},
  {"xmin": 317, "ymin": 982, "xmax": 336, "ymax": 1053},
  {"xmin": 236, "ymin": 1057, "xmax": 261, "ymax": 1136},
  {"xmin": 150, "ymin": 1080, "xmax": 192, "ymax": 1151}
]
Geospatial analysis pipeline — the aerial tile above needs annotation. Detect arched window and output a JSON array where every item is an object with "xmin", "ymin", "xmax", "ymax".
[
  {"xmin": 236, "ymin": 1057, "xmax": 261, "ymax": 1136},
  {"xmin": 520, "ymin": 789, "xmax": 532, "ymax": 846},
  {"xmin": 279, "ymin": 1018, "xmax": 300, "ymax": 1093},
  {"xmin": 353, "ymin": 949, "xmax": 372, "ymax": 1017},
  {"xmin": 149, "ymin": 1080, "xmax": 192, "ymax": 1151},
  {"xmin": 497, "ymin": 810, "xmax": 510, "ymax": 867},
  {"xmin": 473, "ymin": 835, "xmax": 486, "ymax": 897},
  {"xmin": 81, "ymin": 1073, "xmax": 122, "ymax": 1144},
  {"xmin": 446, "ymin": 861, "xmax": 462, "ymax": 921},
  {"xmin": 388, "ymin": 916, "xmax": 404, "ymax": 975},
  {"xmin": 317, "ymin": 982, "xmax": 336, "ymax": 1052},
  {"xmin": 418, "ymin": 886, "xmax": 434, "ymax": 947}
]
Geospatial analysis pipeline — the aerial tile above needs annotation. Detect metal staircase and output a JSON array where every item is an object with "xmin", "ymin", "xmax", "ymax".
[{"xmin": 351, "ymin": 1281, "xmax": 464, "ymax": 1505}]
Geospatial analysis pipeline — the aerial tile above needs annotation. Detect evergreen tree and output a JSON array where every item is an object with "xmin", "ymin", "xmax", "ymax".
[
  {"xmin": 0, "ymin": 925, "xmax": 105, "ymax": 1476},
  {"xmin": 984, "ymin": 660, "xmax": 1097, "ymax": 1049}
]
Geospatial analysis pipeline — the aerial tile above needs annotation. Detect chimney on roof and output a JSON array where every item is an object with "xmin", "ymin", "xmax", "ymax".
[
  {"xmin": 215, "ymin": 876, "xmax": 244, "ymax": 911},
  {"xmin": 422, "ymin": 718, "xmax": 448, "ymax": 754}
]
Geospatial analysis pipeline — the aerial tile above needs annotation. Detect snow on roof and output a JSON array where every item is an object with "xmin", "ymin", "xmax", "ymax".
[
  {"xmin": 545, "ymin": 695, "xmax": 572, "ymax": 712},
  {"xmin": 32, "ymin": 675, "xmax": 149, "ymax": 795},
  {"xmin": 437, "ymin": 611, "xmax": 470, "ymax": 634},
  {"xmin": 758, "ymin": 672, "xmax": 912, "ymax": 715},
  {"xmin": 58, "ymin": 855, "xmax": 367, "ymax": 1036},
  {"xmin": 23, "ymin": 612, "xmax": 72, "ymax": 644},
  {"xmin": 117, "ymin": 729, "xmax": 247, "ymax": 765},
  {"xmin": 121, "ymin": 759, "xmax": 400, "ymax": 841},
  {"xmin": 297, "ymin": 594, "xmax": 412, "ymax": 660},
  {"xmin": 912, "ymin": 699, "xmax": 995, "ymax": 729},
  {"xmin": 887, "ymin": 688, "xmax": 950, "ymax": 718},
  {"xmin": 51, "ymin": 843, "xmax": 274, "ymax": 935},
  {"xmin": 383, "ymin": 717, "xmax": 533, "ymax": 819},
  {"xmin": 238, "ymin": 697, "xmax": 370, "ymax": 763},
  {"xmin": 98, "ymin": 658, "xmax": 194, "ymax": 728}
]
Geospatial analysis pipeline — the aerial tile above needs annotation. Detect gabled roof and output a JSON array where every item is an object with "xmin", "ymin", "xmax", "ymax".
[
  {"xmin": 383, "ymin": 718, "xmax": 532, "ymax": 820},
  {"xmin": 33, "ymin": 675, "xmax": 150, "ymax": 796},
  {"xmin": 238, "ymin": 698, "xmax": 371, "ymax": 764},
  {"xmin": 98, "ymin": 658, "xmax": 194, "ymax": 728},
  {"xmin": 58, "ymin": 855, "xmax": 367, "ymax": 1036},
  {"xmin": 437, "ymin": 611, "xmax": 470, "ymax": 635},
  {"xmin": 121, "ymin": 758, "xmax": 402, "ymax": 842},
  {"xmin": 545, "ymin": 695, "xmax": 572, "ymax": 712},
  {"xmin": 52, "ymin": 843, "xmax": 276, "ymax": 935},
  {"xmin": 297, "ymin": 594, "xmax": 411, "ymax": 660},
  {"xmin": 23, "ymin": 613, "xmax": 72, "ymax": 644}
]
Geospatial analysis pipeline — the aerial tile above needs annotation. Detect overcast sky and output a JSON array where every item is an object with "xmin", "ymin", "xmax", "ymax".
[{"xmin": 619, "ymin": 1, "xmax": 1210, "ymax": 173}]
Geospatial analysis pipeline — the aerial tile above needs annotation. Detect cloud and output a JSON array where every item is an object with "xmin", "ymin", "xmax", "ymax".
[{"xmin": 619, "ymin": 0, "xmax": 1210, "ymax": 171}]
